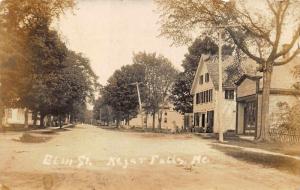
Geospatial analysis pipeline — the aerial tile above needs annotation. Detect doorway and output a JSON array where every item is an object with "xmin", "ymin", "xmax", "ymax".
[
  {"xmin": 207, "ymin": 111, "xmax": 214, "ymax": 133},
  {"xmin": 244, "ymin": 101, "xmax": 257, "ymax": 135}
]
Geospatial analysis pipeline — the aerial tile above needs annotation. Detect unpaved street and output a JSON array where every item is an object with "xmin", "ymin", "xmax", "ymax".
[{"xmin": 0, "ymin": 125, "xmax": 299, "ymax": 190}]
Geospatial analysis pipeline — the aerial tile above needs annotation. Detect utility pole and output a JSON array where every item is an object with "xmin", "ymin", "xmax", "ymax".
[
  {"xmin": 130, "ymin": 82, "xmax": 143, "ymax": 129},
  {"xmin": 99, "ymin": 108, "xmax": 101, "ymax": 126},
  {"xmin": 218, "ymin": 30, "xmax": 224, "ymax": 142}
]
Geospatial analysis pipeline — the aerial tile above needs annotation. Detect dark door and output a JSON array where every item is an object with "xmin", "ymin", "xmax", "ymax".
[
  {"xmin": 244, "ymin": 101, "xmax": 257, "ymax": 135},
  {"xmin": 201, "ymin": 114, "xmax": 205, "ymax": 128},
  {"xmin": 207, "ymin": 111, "xmax": 214, "ymax": 133},
  {"xmin": 194, "ymin": 113, "xmax": 200, "ymax": 127}
]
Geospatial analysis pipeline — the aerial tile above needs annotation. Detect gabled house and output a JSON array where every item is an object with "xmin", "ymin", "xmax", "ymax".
[
  {"xmin": 236, "ymin": 55, "xmax": 300, "ymax": 137},
  {"xmin": 190, "ymin": 54, "xmax": 242, "ymax": 133}
]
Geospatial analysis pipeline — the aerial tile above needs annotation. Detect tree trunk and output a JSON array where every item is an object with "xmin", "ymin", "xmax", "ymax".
[
  {"xmin": 32, "ymin": 112, "xmax": 37, "ymax": 126},
  {"xmin": 40, "ymin": 113, "xmax": 45, "ymax": 128},
  {"xmin": 70, "ymin": 114, "xmax": 74, "ymax": 124},
  {"xmin": 158, "ymin": 110, "xmax": 162, "ymax": 131},
  {"xmin": 145, "ymin": 113, "xmax": 148, "ymax": 129},
  {"xmin": 49, "ymin": 116, "xmax": 53, "ymax": 127},
  {"xmin": 59, "ymin": 116, "xmax": 62, "ymax": 128},
  {"xmin": 152, "ymin": 113, "xmax": 156, "ymax": 131},
  {"xmin": 257, "ymin": 69, "xmax": 272, "ymax": 141},
  {"xmin": 0, "ymin": 105, "xmax": 4, "ymax": 129},
  {"xmin": 24, "ymin": 108, "xmax": 29, "ymax": 129},
  {"xmin": 116, "ymin": 118, "xmax": 120, "ymax": 128}
]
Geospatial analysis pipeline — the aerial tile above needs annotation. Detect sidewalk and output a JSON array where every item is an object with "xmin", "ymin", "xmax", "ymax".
[{"xmin": 214, "ymin": 142, "xmax": 300, "ymax": 161}]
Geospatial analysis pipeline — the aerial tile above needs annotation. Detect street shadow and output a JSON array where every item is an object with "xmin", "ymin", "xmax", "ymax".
[
  {"xmin": 14, "ymin": 133, "xmax": 52, "ymax": 143},
  {"xmin": 29, "ymin": 130, "xmax": 58, "ymax": 135},
  {"xmin": 53, "ymin": 128, "xmax": 71, "ymax": 132},
  {"xmin": 106, "ymin": 126, "xmax": 173, "ymax": 134},
  {"xmin": 211, "ymin": 144, "xmax": 300, "ymax": 176}
]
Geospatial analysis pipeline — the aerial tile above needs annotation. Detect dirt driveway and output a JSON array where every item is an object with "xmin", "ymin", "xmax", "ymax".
[{"xmin": 0, "ymin": 124, "xmax": 299, "ymax": 190}]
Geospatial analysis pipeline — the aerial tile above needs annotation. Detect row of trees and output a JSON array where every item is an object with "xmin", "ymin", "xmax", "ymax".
[
  {"xmin": 93, "ymin": 52, "xmax": 178, "ymax": 130},
  {"xmin": 0, "ymin": 0, "xmax": 98, "ymax": 128},
  {"xmin": 155, "ymin": 0, "xmax": 300, "ymax": 141}
]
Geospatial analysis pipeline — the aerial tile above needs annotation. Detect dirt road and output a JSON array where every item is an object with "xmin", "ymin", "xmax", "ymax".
[{"xmin": 0, "ymin": 124, "xmax": 299, "ymax": 190}]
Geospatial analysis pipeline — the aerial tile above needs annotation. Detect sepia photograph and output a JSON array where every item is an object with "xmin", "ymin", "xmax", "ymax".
[{"xmin": 0, "ymin": 0, "xmax": 300, "ymax": 189}]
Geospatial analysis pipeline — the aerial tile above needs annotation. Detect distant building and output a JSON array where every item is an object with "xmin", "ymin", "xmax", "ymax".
[
  {"xmin": 129, "ymin": 103, "xmax": 184, "ymax": 132},
  {"xmin": 236, "ymin": 56, "xmax": 300, "ymax": 136},
  {"xmin": 2, "ymin": 108, "xmax": 38, "ymax": 126}
]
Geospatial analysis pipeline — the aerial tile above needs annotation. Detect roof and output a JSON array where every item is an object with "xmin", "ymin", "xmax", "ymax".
[
  {"xmin": 235, "ymin": 74, "xmax": 262, "ymax": 86},
  {"xmin": 190, "ymin": 54, "xmax": 209, "ymax": 94},
  {"xmin": 206, "ymin": 55, "xmax": 237, "ymax": 89},
  {"xmin": 191, "ymin": 54, "xmax": 248, "ymax": 94}
]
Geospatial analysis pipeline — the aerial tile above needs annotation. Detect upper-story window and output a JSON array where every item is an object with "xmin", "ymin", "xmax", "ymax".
[
  {"xmin": 196, "ymin": 89, "xmax": 213, "ymax": 104},
  {"xmin": 199, "ymin": 75, "xmax": 204, "ymax": 84},
  {"xmin": 209, "ymin": 89, "xmax": 213, "ymax": 102},
  {"xmin": 225, "ymin": 89, "xmax": 235, "ymax": 100},
  {"xmin": 205, "ymin": 73, "xmax": 210, "ymax": 82}
]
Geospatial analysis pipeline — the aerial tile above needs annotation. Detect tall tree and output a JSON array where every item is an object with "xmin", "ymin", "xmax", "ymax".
[
  {"xmin": 24, "ymin": 31, "xmax": 97, "ymax": 128},
  {"xmin": 0, "ymin": 0, "xmax": 75, "ymax": 128},
  {"xmin": 133, "ymin": 52, "xmax": 178, "ymax": 130},
  {"xmin": 101, "ymin": 63, "xmax": 146, "ymax": 127},
  {"xmin": 93, "ymin": 97, "xmax": 115, "ymax": 126},
  {"xmin": 156, "ymin": 0, "xmax": 300, "ymax": 141}
]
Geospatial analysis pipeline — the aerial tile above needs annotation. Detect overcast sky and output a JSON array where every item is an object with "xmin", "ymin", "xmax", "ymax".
[{"xmin": 56, "ymin": 0, "xmax": 187, "ymax": 85}]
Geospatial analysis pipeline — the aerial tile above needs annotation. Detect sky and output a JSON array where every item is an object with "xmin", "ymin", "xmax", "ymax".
[{"xmin": 56, "ymin": 0, "xmax": 187, "ymax": 85}]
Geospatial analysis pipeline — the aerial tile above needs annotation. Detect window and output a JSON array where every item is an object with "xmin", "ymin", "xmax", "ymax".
[
  {"xmin": 209, "ymin": 89, "xmax": 213, "ymax": 102},
  {"xmin": 199, "ymin": 75, "xmax": 204, "ymax": 84},
  {"xmin": 205, "ymin": 73, "xmax": 210, "ymax": 82},
  {"xmin": 225, "ymin": 90, "xmax": 235, "ymax": 100},
  {"xmin": 206, "ymin": 91, "xmax": 209, "ymax": 103},
  {"xmin": 164, "ymin": 117, "xmax": 167, "ymax": 123},
  {"xmin": 164, "ymin": 112, "xmax": 167, "ymax": 116},
  {"xmin": 196, "ymin": 90, "xmax": 213, "ymax": 104}
]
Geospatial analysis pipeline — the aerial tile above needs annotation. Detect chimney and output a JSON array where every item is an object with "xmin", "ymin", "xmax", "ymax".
[{"xmin": 282, "ymin": 44, "xmax": 290, "ymax": 59}]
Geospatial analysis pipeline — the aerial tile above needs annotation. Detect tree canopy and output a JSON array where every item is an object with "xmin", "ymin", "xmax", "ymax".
[
  {"xmin": 133, "ymin": 52, "xmax": 178, "ymax": 129},
  {"xmin": 100, "ymin": 62, "xmax": 146, "ymax": 126},
  {"xmin": 0, "ymin": 0, "xmax": 97, "ymax": 128}
]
